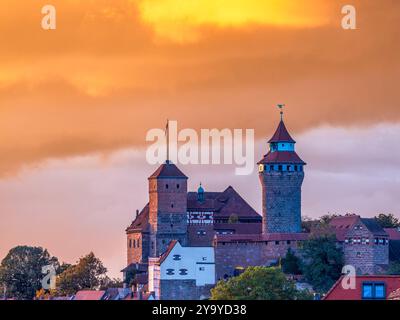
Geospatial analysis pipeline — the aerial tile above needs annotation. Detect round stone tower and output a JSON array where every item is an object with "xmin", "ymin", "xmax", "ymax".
[{"xmin": 258, "ymin": 109, "xmax": 306, "ymax": 234}]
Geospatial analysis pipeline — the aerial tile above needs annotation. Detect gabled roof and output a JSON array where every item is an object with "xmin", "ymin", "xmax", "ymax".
[
  {"xmin": 324, "ymin": 275, "xmax": 400, "ymax": 300},
  {"xmin": 187, "ymin": 186, "xmax": 261, "ymax": 219},
  {"xmin": 159, "ymin": 240, "xmax": 179, "ymax": 264},
  {"xmin": 329, "ymin": 215, "xmax": 388, "ymax": 241},
  {"xmin": 268, "ymin": 120, "xmax": 296, "ymax": 143},
  {"xmin": 360, "ymin": 218, "xmax": 388, "ymax": 236},
  {"xmin": 329, "ymin": 215, "xmax": 360, "ymax": 241},
  {"xmin": 126, "ymin": 204, "xmax": 149, "ymax": 233},
  {"xmin": 149, "ymin": 161, "xmax": 188, "ymax": 179},
  {"xmin": 258, "ymin": 151, "xmax": 306, "ymax": 165}
]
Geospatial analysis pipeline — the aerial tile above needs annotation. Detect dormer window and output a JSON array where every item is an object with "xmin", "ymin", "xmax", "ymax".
[{"xmin": 362, "ymin": 282, "xmax": 385, "ymax": 300}]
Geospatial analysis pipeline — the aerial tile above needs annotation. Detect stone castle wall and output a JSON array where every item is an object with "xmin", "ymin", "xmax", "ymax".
[
  {"xmin": 127, "ymin": 232, "xmax": 150, "ymax": 265},
  {"xmin": 259, "ymin": 171, "xmax": 304, "ymax": 233},
  {"xmin": 343, "ymin": 225, "xmax": 389, "ymax": 275},
  {"xmin": 159, "ymin": 279, "xmax": 213, "ymax": 300},
  {"xmin": 214, "ymin": 240, "xmax": 303, "ymax": 280}
]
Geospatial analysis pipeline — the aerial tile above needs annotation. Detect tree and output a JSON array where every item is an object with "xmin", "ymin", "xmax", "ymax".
[
  {"xmin": 374, "ymin": 214, "xmax": 400, "ymax": 228},
  {"xmin": 301, "ymin": 235, "xmax": 344, "ymax": 293},
  {"xmin": 282, "ymin": 249, "xmax": 302, "ymax": 275},
  {"xmin": 100, "ymin": 277, "xmax": 123, "ymax": 289},
  {"xmin": 0, "ymin": 246, "xmax": 59, "ymax": 299},
  {"xmin": 56, "ymin": 252, "xmax": 107, "ymax": 296},
  {"xmin": 210, "ymin": 266, "xmax": 312, "ymax": 300}
]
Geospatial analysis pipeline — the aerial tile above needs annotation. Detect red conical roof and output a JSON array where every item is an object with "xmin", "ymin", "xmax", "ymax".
[{"xmin": 268, "ymin": 120, "xmax": 296, "ymax": 143}]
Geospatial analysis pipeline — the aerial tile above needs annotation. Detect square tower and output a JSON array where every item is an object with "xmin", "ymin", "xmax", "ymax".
[{"xmin": 148, "ymin": 161, "xmax": 188, "ymax": 256}]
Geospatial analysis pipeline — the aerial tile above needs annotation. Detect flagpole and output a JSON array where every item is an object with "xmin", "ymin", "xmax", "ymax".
[{"xmin": 166, "ymin": 119, "xmax": 169, "ymax": 164}]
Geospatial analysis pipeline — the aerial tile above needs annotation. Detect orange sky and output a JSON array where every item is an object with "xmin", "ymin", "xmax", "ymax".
[
  {"xmin": 0, "ymin": 0, "xmax": 399, "ymax": 176},
  {"xmin": 0, "ymin": 0, "xmax": 400, "ymax": 277}
]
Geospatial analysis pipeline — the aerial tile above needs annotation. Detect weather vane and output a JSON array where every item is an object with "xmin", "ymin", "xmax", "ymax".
[{"xmin": 277, "ymin": 104, "xmax": 285, "ymax": 121}]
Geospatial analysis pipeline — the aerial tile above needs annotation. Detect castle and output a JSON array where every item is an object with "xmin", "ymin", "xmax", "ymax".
[{"xmin": 123, "ymin": 111, "xmax": 396, "ymax": 299}]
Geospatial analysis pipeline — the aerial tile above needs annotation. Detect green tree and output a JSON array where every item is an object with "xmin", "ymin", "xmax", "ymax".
[
  {"xmin": 0, "ymin": 246, "xmax": 59, "ymax": 300},
  {"xmin": 301, "ymin": 235, "xmax": 343, "ymax": 293},
  {"xmin": 374, "ymin": 214, "xmax": 400, "ymax": 228},
  {"xmin": 210, "ymin": 266, "xmax": 312, "ymax": 300},
  {"xmin": 282, "ymin": 249, "xmax": 302, "ymax": 275},
  {"xmin": 56, "ymin": 252, "xmax": 107, "ymax": 296}
]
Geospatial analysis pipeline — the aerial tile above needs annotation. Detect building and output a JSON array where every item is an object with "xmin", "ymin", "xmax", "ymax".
[
  {"xmin": 123, "ymin": 109, "xmax": 394, "ymax": 299},
  {"xmin": 324, "ymin": 275, "xmax": 400, "ymax": 300},
  {"xmin": 329, "ymin": 215, "xmax": 389, "ymax": 274},
  {"xmin": 258, "ymin": 111, "xmax": 306, "ymax": 233},
  {"xmin": 148, "ymin": 240, "xmax": 215, "ymax": 300}
]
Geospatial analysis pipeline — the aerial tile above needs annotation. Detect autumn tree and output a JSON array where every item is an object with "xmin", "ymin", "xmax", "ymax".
[{"xmin": 56, "ymin": 252, "xmax": 107, "ymax": 296}]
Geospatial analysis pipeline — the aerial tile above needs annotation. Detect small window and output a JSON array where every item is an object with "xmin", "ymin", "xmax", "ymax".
[
  {"xmin": 294, "ymin": 165, "xmax": 298, "ymax": 171},
  {"xmin": 287, "ymin": 240, "xmax": 291, "ymax": 245},
  {"xmin": 166, "ymin": 184, "xmax": 169, "ymax": 189},
  {"xmin": 278, "ymin": 165, "xmax": 282, "ymax": 171},
  {"xmin": 199, "ymin": 267, "xmax": 205, "ymax": 271},
  {"xmin": 129, "ymin": 239, "xmax": 132, "ymax": 248},
  {"xmin": 166, "ymin": 269, "xmax": 174, "ymax": 275},
  {"xmin": 173, "ymin": 254, "xmax": 181, "ymax": 261},
  {"xmin": 179, "ymin": 269, "xmax": 188, "ymax": 275},
  {"xmin": 177, "ymin": 184, "xmax": 180, "ymax": 189},
  {"xmin": 275, "ymin": 241, "xmax": 280, "ymax": 245},
  {"xmin": 171, "ymin": 203, "xmax": 174, "ymax": 208},
  {"xmin": 202, "ymin": 257, "xmax": 207, "ymax": 261},
  {"xmin": 137, "ymin": 239, "xmax": 140, "ymax": 248},
  {"xmin": 133, "ymin": 240, "xmax": 136, "ymax": 248},
  {"xmin": 362, "ymin": 284, "xmax": 373, "ymax": 299},
  {"xmin": 270, "ymin": 165, "xmax": 273, "ymax": 171}
]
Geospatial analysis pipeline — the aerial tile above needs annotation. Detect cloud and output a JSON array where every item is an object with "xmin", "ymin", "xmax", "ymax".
[{"xmin": 0, "ymin": 0, "xmax": 399, "ymax": 176}]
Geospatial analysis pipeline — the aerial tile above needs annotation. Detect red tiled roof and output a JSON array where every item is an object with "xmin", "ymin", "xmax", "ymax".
[
  {"xmin": 329, "ymin": 215, "xmax": 388, "ymax": 241},
  {"xmin": 324, "ymin": 275, "xmax": 400, "ymax": 300},
  {"xmin": 384, "ymin": 228, "xmax": 400, "ymax": 240},
  {"xmin": 258, "ymin": 151, "xmax": 305, "ymax": 165},
  {"xmin": 74, "ymin": 290, "xmax": 105, "ymax": 300},
  {"xmin": 158, "ymin": 240, "xmax": 178, "ymax": 264},
  {"xmin": 268, "ymin": 120, "xmax": 296, "ymax": 143},
  {"xmin": 215, "ymin": 233, "xmax": 309, "ymax": 243},
  {"xmin": 188, "ymin": 186, "xmax": 261, "ymax": 220},
  {"xmin": 149, "ymin": 161, "xmax": 188, "ymax": 179},
  {"xmin": 329, "ymin": 215, "xmax": 360, "ymax": 241},
  {"xmin": 126, "ymin": 204, "xmax": 149, "ymax": 233}
]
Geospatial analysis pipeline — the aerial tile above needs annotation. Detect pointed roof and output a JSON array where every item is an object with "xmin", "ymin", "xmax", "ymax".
[
  {"xmin": 268, "ymin": 120, "xmax": 296, "ymax": 143},
  {"xmin": 148, "ymin": 161, "xmax": 188, "ymax": 179}
]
